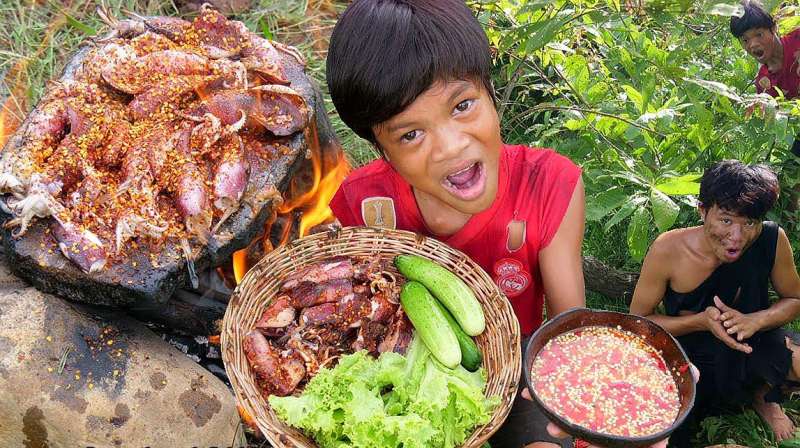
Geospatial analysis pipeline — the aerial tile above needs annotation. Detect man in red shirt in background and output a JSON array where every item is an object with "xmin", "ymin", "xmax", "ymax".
[{"xmin": 731, "ymin": 0, "xmax": 800, "ymax": 156}]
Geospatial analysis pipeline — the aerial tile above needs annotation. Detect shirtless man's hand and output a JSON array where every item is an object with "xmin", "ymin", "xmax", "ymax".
[
  {"xmin": 704, "ymin": 305, "xmax": 753, "ymax": 353},
  {"xmin": 714, "ymin": 296, "xmax": 763, "ymax": 342}
]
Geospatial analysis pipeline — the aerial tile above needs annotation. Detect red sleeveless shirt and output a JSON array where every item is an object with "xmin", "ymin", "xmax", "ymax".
[
  {"xmin": 755, "ymin": 28, "xmax": 800, "ymax": 99},
  {"xmin": 330, "ymin": 144, "xmax": 581, "ymax": 336}
]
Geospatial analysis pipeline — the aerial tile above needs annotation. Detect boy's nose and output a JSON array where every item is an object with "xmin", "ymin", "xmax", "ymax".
[{"xmin": 431, "ymin": 125, "xmax": 469, "ymax": 162}]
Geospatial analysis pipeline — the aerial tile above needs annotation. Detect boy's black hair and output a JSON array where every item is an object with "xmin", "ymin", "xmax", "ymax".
[
  {"xmin": 326, "ymin": 0, "xmax": 494, "ymax": 145},
  {"xmin": 730, "ymin": 1, "xmax": 775, "ymax": 38},
  {"xmin": 699, "ymin": 160, "xmax": 779, "ymax": 219}
]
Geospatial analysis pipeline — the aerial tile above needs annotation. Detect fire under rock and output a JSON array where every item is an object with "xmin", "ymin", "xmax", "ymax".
[{"xmin": 0, "ymin": 34, "xmax": 336, "ymax": 315}]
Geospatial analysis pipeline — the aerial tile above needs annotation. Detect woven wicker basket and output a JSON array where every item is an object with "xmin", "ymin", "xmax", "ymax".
[{"xmin": 221, "ymin": 226, "xmax": 521, "ymax": 448}]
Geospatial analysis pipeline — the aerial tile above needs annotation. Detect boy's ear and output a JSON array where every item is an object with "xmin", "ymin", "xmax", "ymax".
[{"xmin": 375, "ymin": 143, "xmax": 391, "ymax": 162}]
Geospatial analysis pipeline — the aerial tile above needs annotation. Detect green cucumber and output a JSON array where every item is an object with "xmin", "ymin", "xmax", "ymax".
[
  {"xmin": 394, "ymin": 254, "xmax": 486, "ymax": 336},
  {"xmin": 432, "ymin": 297, "xmax": 482, "ymax": 371},
  {"xmin": 400, "ymin": 281, "xmax": 461, "ymax": 369}
]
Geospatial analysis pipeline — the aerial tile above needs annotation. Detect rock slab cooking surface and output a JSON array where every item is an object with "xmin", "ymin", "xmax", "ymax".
[{"xmin": 0, "ymin": 37, "xmax": 333, "ymax": 310}]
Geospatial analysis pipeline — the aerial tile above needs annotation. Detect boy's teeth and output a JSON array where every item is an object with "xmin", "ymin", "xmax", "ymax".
[
  {"xmin": 446, "ymin": 163, "xmax": 478, "ymax": 185},
  {"xmin": 451, "ymin": 164, "xmax": 474, "ymax": 176}
]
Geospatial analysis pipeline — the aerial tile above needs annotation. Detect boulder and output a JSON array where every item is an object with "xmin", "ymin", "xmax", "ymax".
[{"xmin": 0, "ymin": 268, "xmax": 245, "ymax": 448}]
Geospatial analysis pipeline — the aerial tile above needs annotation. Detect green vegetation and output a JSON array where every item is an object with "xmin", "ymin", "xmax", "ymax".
[
  {"xmin": 477, "ymin": 0, "xmax": 799, "ymax": 267},
  {"xmin": 1, "ymin": 0, "xmax": 799, "ymax": 446}
]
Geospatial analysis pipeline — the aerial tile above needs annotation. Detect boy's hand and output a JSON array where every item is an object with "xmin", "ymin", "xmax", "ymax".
[
  {"xmin": 545, "ymin": 424, "xmax": 667, "ymax": 448},
  {"xmin": 704, "ymin": 305, "xmax": 752, "ymax": 353},
  {"xmin": 520, "ymin": 364, "xmax": 700, "ymax": 448},
  {"xmin": 714, "ymin": 296, "xmax": 763, "ymax": 341}
]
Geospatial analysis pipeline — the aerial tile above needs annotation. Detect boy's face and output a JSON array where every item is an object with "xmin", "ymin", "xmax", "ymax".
[
  {"xmin": 372, "ymin": 80, "xmax": 502, "ymax": 215},
  {"xmin": 699, "ymin": 205, "xmax": 762, "ymax": 263},
  {"xmin": 739, "ymin": 26, "xmax": 779, "ymax": 64}
]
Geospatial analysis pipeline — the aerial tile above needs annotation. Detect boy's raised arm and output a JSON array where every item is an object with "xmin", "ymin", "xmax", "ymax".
[{"xmin": 539, "ymin": 178, "xmax": 586, "ymax": 318}]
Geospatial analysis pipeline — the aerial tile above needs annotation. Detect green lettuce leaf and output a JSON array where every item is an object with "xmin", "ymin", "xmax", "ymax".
[{"xmin": 268, "ymin": 335, "xmax": 498, "ymax": 448}]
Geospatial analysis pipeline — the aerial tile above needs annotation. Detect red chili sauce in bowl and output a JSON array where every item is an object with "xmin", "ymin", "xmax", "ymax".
[{"xmin": 530, "ymin": 326, "xmax": 681, "ymax": 437}]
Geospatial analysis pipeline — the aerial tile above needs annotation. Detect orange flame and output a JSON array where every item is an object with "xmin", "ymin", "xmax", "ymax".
[
  {"xmin": 278, "ymin": 124, "xmax": 351, "ymax": 237},
  {"xmin": 0, "ymin": 64, "xmax": 29, "ymax": 150},
  {"xmin": 232, "ymin": 125, "xmax": 350, "ymax": 284},
  {"xmin": 236, "ymin": 404, "xmax": 260, "ymax": 433},
  {"xmin": 232, "ymin": 248, "xmax": 249, "ymax": 285},
  {"xmin": 1, "ymin": 10, "xmax": 71, "ymax": 149},
  {"xmin": 297, "ymin": 147, "xmax": 349, "ymax": 237}
]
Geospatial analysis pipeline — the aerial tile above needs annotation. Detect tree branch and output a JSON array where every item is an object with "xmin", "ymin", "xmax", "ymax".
[{"xmin": 583, "ymin": 256, "xmax": 639, "ymax": 305}]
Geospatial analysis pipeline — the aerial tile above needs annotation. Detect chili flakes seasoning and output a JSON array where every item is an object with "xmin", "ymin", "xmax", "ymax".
[{"xmin": 531, "ymin": 326, "xmax": 680, "ymax": 437}]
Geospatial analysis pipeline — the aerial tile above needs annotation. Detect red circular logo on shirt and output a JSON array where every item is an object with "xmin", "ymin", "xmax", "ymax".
[
  {"xmin": 496, "ymin": 271, "xmax": 531, "ymax": 298},
  {"xmin": 494, "ymin": 258, "xmax": 523, "ymax": 277}
]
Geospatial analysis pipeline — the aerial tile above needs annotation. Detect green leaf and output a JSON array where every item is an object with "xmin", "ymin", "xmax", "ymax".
[
  {"xmin": 627, "ymin": 207, "xmax": 651, "ymax": 263},
  {"xmin": 623, "ymin": 85, "xmax": 644, "ymax": 113},
  {"xmin": 778, "ymin": 437, "xmax": 800, "ymax": 448},
  {"xmin": 586, "ymin": 188, "xmax": 629, "ymax": 221},
  {"xmin": 259, "ymin": 18, "xmax": 273, "ymax": 40},
  {"xmin": 564, "ymin": 54, "xmax": 590, "ymax": 94},
  {"xmin": 564, "ymin": 118, "xmax": 587, "ymax": 131},
  {"xmin": 604, "ymin": 198, "xmax": 639, "ymax": 232},
  {"xmin": 65, "ymin": 13, "xmax": 96, "ymax": 36},
  {"xmin": 523, "ymin": 15, "xmax": 572, "ymax": 54},
  {"xmin": 655, "ymin": 174, "xmax": 701, "ymax": 195},
  {"xmin": 650, "ymin": 188, "xmax": 680, "ymax": 232}
]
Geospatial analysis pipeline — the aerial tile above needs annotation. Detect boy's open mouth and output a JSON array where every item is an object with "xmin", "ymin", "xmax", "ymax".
[
  {"xmin": 441, "ymin": 161, "xmax": 486, "ymax": 201},
  {"xmin": 752, "ymin": 49, "xmax": 765, "ymax": 60}
]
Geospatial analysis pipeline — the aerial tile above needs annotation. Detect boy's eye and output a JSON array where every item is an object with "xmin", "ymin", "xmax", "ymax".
[
  {"xmin": 722, "ymin": 218, "xmax": 732, "ymax": 225},
  {"xmin": 401, "ymin": 130, "xmax": 420, "ymax": 142},
  {"xmin": 454, "ymin": 99, "xmax": 474, "ymax": 113},
  {"xmin": 746, "ymin": 220, "xmax": 755, "ymax": 227}
]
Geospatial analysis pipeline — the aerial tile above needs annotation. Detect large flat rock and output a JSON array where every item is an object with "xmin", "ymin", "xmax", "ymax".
[{"xmin": 0, "ymin": 263, "xmax": 245, "ymax": 448}]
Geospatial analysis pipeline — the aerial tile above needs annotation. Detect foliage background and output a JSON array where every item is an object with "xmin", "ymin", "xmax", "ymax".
[
  {"xmin": 1, "ymin": 0, "xmax": 799, "ymax": 446},
  {"xmin": 478, "ymin": 0, "xmax": 799, "ymax": 270}
]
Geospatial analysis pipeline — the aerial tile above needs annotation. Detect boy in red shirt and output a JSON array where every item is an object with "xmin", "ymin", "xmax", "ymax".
[
  {"xmin": 325, "ymin": 1, "xmax": 669, "ymax": 447},
  {"xmin": 731, "ymin": 0, "xmax": 800, "ymax": 156}
]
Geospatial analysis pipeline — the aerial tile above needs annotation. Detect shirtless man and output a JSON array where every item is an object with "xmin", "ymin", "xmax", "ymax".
[{"xmin": 630, "ymin": 160, "xmax": 800, "ymax": 446}]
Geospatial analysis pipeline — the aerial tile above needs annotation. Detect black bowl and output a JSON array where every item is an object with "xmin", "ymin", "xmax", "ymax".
[{"xmin": 523, "ymin": 308, "xmax": 695, "ymax": 448}]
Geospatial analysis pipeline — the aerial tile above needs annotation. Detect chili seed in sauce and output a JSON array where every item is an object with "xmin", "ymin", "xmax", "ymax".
[{"xmin": 531, "ymin": 326, "xmax": 680, "ymax": 437}]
